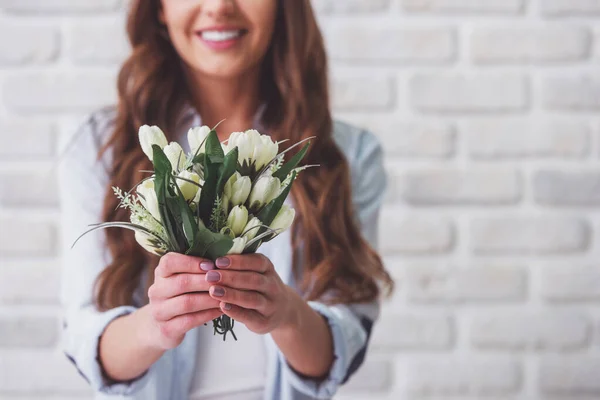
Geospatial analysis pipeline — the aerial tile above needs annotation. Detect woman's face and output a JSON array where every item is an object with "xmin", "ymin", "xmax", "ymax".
[{"xmin": 160, "ymin": 0, "xmax": 278, "ymax": 79}]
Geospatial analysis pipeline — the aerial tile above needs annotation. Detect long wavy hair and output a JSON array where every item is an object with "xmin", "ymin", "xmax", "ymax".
[{"xmin": 95, "ymin": 0, "xmax": 394, "ymax": 310}]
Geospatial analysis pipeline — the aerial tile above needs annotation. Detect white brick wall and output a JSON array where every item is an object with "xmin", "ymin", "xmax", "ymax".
[{"xmin": 0, "ymin": 0, "xmax": 599, "ymax": 399}]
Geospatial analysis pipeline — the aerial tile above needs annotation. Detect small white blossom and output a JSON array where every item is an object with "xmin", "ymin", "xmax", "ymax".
[
  {"xmin": 227, "ymin": 237, "xmax": 247, "ymax": 255},
  {"xmin": 188, "ymin": 126, "xmax": 211, "ymax": 156},
  {"xmin": 227, "ymin": 205, "xmax": 248, "ymax": 236},
  {"xmin": 270, "ymin": 205, "xmax": 295, "ymax": 233},
  {"xmin": 163, "ymin": 142, "xmax": 186, "ymax": 171},
  {"xmin": 177, "ymin": 170, "xmax": 201, "ymax": 201},
  {"xmin": 242, "ymin": 217, "xmax": 262, "ymax": 241},
  {"xmin": 224, "ymin": 172, "xmax": 252, "ymax": 206},
  {"xmin": 139, "ymin": 125, "xmax": 168, "ymax": 162},
  {"xmin": 136, "ymin": 180, "xmax": 161, "ymax": 222},
  {"xmin": 225, "ymin": 129, "xmax": 278, "ymax": 171},
  {"xmin": 248, "ymin": 176, "xmax": 280, "ymax": 211}
]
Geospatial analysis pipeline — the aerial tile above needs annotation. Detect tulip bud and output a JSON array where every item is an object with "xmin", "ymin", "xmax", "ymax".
[
  {"xmin": 137, "ymin": 180, "xmax": 161, "ymax": 222},
  {"xmin": 139, "ymin": 125, "xmax": 168, "ymax": 162},
  {"xmin": 227, "ymin": 237, "xmax": 247, "ymax": 255},
  {"xmin": 270, "ymin": 205, "xmax": 295, "ymax": 233},
  {"xmin": 242, "ymin": 217, "xmax": 262, "ymax": 241},
  {"xmin": 224, "ymin": 172, "xmax": 252, "ymax": 206},
  {"xmin": 248, "ymin": 176, "xmax": 280, "ymax": 212},
  {"xmin": 163, "ymin": 142, "xmax": 186, "ymax": 171},
  {"xmin": 134, "ymin": 231, "xmax": 165, "ymax": 256},
  {"xmin": 227, "ymin": 205, "xmax": 248, "ymax": 236},
  {"xmin": 188, "ymin": 126, "xmax": 211, "ymax": 156},
  {"xmin": 254, "ymin": 134, "xmax": 279, "ymax": 170},
  {"xmin": 177, "ymin": 170, "xmax": 201, "ymax": 201}
]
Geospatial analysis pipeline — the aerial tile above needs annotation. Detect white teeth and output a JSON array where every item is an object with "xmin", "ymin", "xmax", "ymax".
[{"xmin": 201, "ymin": 30, "xmax": 242, "ymax": 42}]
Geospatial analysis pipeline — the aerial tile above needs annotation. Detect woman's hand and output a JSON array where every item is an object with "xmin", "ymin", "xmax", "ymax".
[
  {"xmin": 146, "ymin": 253, "xmax": 224, "ymax": 350},
  {"xmin": 206, "ymin": 254, "xmax": 300, "ymax": 335}
]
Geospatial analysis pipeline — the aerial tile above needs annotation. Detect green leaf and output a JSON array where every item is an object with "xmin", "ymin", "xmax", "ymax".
[
  {"xmin": 205, "ymin": 130, "xmax": 224, "ymax": 163},
  {"xmin": 272, "ymin": 142, "xmax": 310, "ymax": 182},
  {"xmin": 191, "ymin": 153, "xmax": 205, "ymax": 165},
  {"xmin": 71, "ymin": 222, "xmax": 169, "ymax": 250},
  {"xmin": 197, "ymin": 130, "xmax": 227, "ymax": 226},
  {"xmin": 245, "ymin": 171, "xmax": 297, "ymax": 253},
  {"xmin": 185, "ymin": 226, "xmax": 233, "ymax": 259},
  {"xmin": 153, "ymin": 145, "xmax": 186, "ymax": 252},
  {"xmin": 169, "ymin": 173, "xmax": 199, "ymax": 248},
  {"xmin": 216, "ymin": 147, "xmax": 239, "ymax": 195}
]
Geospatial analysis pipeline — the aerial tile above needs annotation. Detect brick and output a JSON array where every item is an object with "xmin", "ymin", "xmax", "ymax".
[
  {"xmin": 372, "ymin": 313, "xmax": 453, "ymax": 349},
  {"xmin": 0, "ymin": 23, "xmax": 58, "ymax": 65},
  {"xmin": 534, "ymin": 170, "xmax": 600, "ymax": 206},
  {"xmin": 332, "ymin": 75, "xmax": 395, "ymax": 111},
  {"xmin": 402, "ymin": 0, "xmax": 524, "ymax": 13},
  {"xmin": 340, "ymin": 116, "xmax": 455, "ymax": 158},
  {"xmin": 543, "ymin": 75, "xmax": 600, "ymax": 110},
  {"xmin": 325, "ymin": 25, "xmax": 455, "ymax": 63},
  {"xmin": 541, "ymin": 265, "xmax": 600, "ymax": 301},
  {"xmin": 406, "ymin": 264, "xmax": 527, "ymax": 303},
  {"xmin": 0, "ymin": 0, "xmax": 121, "ymax": 13},
  {"xmin": 539, "ymin": 357, "xmax": 600, "ymax": 395},
  {"xmin": 0, "ymin": 317, "xmax": 58, "ymax": 348},
  {"xmin": 3, "ymin": 71, "xmax": 117, "ymax": 113},
  {"xmin": 0, "ymin": 170, "xmax": 59, "ymax": 208},
  {"xmin": 313, "ymin": 0, "xmax": 390, "ymax": 14},
  {"xmin": 0, "ymin": 120, "xmax": 57, "ymax": 159},
  {"xmin": 463, "ymin": 119, "xmax": 590, "ymax": 158},
  {"xmin": 379, "ymin": 208, "xmax": 455, "ymax": 255},
  {"xmin": 0, "ymin": 261, "xmax": 60, "ymax": 304},
  {"xmin": 471, "ymin": 217, "xmax": 590, "ymax": 254},
  {"xmin": 470, "ymin": 313, "xmax": 590, "ymax": 350},
  {"xmin": 0, "ymin": 218, "xmax": 56, "ymax": 257},
  {"xmin": 0, "ymin": 351, "xmax": 91, "ymax": 393},
  {"xmin": 401, "ymin": 168, "xmax": 521, "ymax": 205},
  {"xmin": 407, "ymin": 358, "xmax": 521, "ymax": 396},
  {"xmin": 411, "ymin": 74, "xmax": 528, "ymax": 112},
  {"xmin": 67, "ymin": 17, "xmax": 129, "ymax": 64},
  {"xmin": 471, "ymin": 26, "xmax": 591, "ymax": 63},
  {"xmin": 338, "ymin": 358, "xmax": 392, "ymax": 392},
  {"xmin": 541, "ymin": 0, "xmax": 600, "ymax": 16}
]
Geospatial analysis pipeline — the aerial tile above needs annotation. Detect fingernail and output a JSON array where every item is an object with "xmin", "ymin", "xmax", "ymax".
[
  {"xmin": 200, "ymin": 261, "xmax": 214, "ymax": 271},
  {"xmin": 216, "ymin": 257, "xmax": 230, "ymax": 268},
  {"xmin": 212, "ymin": 287, "xmax": 225, "ymax": 297},
  {"xmin": 206, "ymin": 271, "xmax": 220, "ymax": 283},
  {"xmin": 223, "ymin": 303, "xmax": 232, "ymax": 310}
]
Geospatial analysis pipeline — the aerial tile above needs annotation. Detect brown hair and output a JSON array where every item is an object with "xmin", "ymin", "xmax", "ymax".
[{"xmin": 95, "ymin": 0, "xmax": 394, "ymax": 310}]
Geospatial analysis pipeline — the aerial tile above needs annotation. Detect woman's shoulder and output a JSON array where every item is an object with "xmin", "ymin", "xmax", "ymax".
[{"xmin": 331, "ymin": 119, "xmax": 383, "ymax": 168}]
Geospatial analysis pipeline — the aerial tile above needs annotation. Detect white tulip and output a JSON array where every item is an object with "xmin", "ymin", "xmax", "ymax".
[
  {"xmin": 227, "ymin": 237, "xmax": 247, "ymax": 255},
  {"xmin": 139, "ymin": 125, "xmax": 168, "ymax": 162},
  {"xmin": 248, "ymin": 176, "xmax": 281, "ymax": 211},
  {"xmin": 137, "ymin": 179, "xmax": 161, "ymax": 222},
  {"xmin": 177, "ymin": 170, "xmax": 201, "ymax": 201},
  {"xmin": 188, "ymin": 126, "xmax": 211, "ymax": 156},
  {"xmin": 226, "ymin": 129, "xmax": 278, "ymax": 171},
  {"xmin": 163, "ymin": 142, "xmax": 186, "ymax": 171},
  {"xmin": 242, "ymin": 217, "xmax": 262, "ymax": 241},
  {"xmin": 224, "ymin": 172, "xmax": 252, "ymax": 206},
  {"xmin": 227, "ymin": 205, "xmax": 248, "ymax": 236},
  {"xmin": 192, "ymin": 178, "xmax": 204, "ymax": 204},
  {"xmin": 134, "ymin": 231, "xmax": 165, "ymax": 256},
  {"xmin": 270, "ymin": 205, "xmax": 295, "ymax": 233}
]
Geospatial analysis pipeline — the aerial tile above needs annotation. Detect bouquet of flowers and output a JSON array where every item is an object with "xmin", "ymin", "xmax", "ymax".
[{"xmin": 73, "ymin": 123, "xmax": 312, "ymax": 340}]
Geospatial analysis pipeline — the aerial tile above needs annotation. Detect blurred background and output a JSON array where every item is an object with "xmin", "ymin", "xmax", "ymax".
[{"xmin": 1, "ymin": 0, "xmax": 600, "ymax": 399}]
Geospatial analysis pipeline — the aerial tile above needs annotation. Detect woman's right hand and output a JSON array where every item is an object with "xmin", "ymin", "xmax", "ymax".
[{"xmin": 146, "ymin": 253, "xmax": 223, "ymax": 350}]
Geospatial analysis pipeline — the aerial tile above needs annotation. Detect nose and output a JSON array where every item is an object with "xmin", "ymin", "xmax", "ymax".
[{"xmin": 202, "ymin": 0, "xmax": 235, "ymax": 17}]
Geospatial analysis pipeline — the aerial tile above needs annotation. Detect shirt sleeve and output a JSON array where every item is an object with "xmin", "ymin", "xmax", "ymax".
[
  {"xmin": 58, "ymin": 113, "xmax": 152, "ymax": 395},
  {"xmin": 279, "ymin": 128, "xmax": 387, "ymax": 398}
]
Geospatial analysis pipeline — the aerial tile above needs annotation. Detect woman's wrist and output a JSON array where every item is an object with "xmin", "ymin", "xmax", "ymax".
[{"xmin": 134, "ymin": 305, "xmax": 168, "ymax": 353}]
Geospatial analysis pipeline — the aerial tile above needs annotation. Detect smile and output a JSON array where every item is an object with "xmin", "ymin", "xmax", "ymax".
[{"xmin": 200, "ymin": 29, "xmax": 247, "ymax": 42}]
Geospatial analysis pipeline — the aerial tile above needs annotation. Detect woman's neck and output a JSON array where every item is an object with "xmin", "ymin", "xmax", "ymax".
[{"xmin": 186, "ymin": 67, "xmax": 262, "ymax": 140}]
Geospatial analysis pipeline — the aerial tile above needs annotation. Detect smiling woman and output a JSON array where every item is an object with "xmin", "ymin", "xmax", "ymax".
[{"xmin": 58, "ymin": 0, "xmax": 394, "ymax": 400}]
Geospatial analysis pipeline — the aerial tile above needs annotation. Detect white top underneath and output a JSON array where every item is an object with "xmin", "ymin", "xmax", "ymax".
[{"xmin": 188, "ymin": 320, "xmax": 267, "ymax": 400}]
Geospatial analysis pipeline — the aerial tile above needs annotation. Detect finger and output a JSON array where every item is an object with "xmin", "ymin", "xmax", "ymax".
[
  {"xmin": 209, "ymin": 286, "xmax": 270, "ymax": 314},
  {"xmin": 215, "ymin": 254, "xmax": 271, "ymax": 273},
  {"xmin": 161, "ymin": 308, "xmax": 223, "ymax": 338},
  {"xmin": 219, "ymin": 302, "xmax": 265, "ymax": 331},
  {"xmin": 149, "ymin": 273, "xmax": 212, "ymax": 299},
  {"xmin": 205, "ymin": 270, "xmax": 268, "ymax": 292},
  {"xmin": 154, "ymin": 293, "xmax": 220, "ymax": 321},
  {"xmin": 156, "ymin": 253, "xmax": 215, "ymax": 278}
]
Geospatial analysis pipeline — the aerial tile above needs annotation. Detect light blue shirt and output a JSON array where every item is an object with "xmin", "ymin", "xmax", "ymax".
[{"xmin": 58, "ymin": 106, "xmax": 387, "ymax": 400}]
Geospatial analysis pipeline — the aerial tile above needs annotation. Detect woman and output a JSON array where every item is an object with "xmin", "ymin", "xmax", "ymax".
[{"xmin": 59, "ymin": 0, "xmax": 393, "ymax": 399}]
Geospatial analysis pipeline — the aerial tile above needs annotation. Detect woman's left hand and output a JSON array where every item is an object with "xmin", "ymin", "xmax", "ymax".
[{"xmin": 205, "ymin": 254, "xmax": 299, "ymax": 335}]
